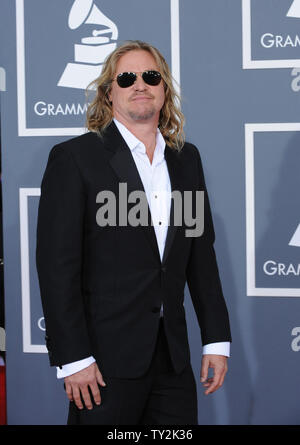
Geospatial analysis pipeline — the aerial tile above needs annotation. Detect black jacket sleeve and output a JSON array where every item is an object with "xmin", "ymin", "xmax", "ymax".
[
  {"xmin": 186, "ymin": 145, "xmax": 231, "ymax": 346},
  {"xmin": 36, "ymin": 144, "xmax": 92, "ymax": 366}
]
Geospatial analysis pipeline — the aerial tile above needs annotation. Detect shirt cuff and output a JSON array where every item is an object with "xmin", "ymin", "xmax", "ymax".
[
  {"xmin": 202, "ymin": 342, "xmax": 230, "ymax": 357},
  {"xmin": 56, "ymin": 356, "xmax": 96, "ymax": 379}
]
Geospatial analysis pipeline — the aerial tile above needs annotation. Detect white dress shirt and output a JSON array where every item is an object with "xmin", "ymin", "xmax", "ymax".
[{"xmin": 56, "ymin": 119, "xmax": 230, "ymax": 378}]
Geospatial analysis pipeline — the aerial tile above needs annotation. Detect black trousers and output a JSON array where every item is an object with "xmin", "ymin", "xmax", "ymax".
[{"xmin": 67, "ymin": 318, "xmax": 198, "ymax": 425}]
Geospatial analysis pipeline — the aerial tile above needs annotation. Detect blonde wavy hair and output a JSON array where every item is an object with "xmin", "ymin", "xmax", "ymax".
[{"xmin": 86, "ymin": 40, "xmax": 185, "ymax": 150}]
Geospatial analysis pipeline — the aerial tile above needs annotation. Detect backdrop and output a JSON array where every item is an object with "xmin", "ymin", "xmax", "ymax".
[{"xmin": 0, "ymin": 0, "xmax": 299, "ymax": 425}]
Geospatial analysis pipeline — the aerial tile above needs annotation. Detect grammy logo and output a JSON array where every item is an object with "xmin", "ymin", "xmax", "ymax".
[
  {"xmin": 287, "ymin": 0, "xmax": 300, "ymax": 18},
  {"xmin": 58, "ymin": 0, "xmax": 118, "ymax": 90},
  {"xmin": 289, "ymin": 223, "xmax": 300, "ymax": 247}
]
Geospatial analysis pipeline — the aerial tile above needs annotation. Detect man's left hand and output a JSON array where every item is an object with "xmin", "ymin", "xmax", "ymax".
[{"xmin": 200, "ymin": 354, "xmax": 228, "ymax": 395}]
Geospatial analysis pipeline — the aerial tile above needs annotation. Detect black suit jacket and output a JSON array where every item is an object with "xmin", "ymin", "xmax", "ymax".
[{"xmin": 36, "ymin": 121, "xmax": 231, "ymax": 378}]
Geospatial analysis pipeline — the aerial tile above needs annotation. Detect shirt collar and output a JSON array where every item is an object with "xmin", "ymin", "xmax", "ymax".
[{"xmin": 113, "ymin": 118, "xmax": 166, "ymax": 159}]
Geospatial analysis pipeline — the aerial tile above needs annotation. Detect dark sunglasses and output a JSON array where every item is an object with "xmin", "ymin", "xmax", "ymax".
[{"xmin": 114, "ymin": 70, "xmax": 162, "ymax": 88}]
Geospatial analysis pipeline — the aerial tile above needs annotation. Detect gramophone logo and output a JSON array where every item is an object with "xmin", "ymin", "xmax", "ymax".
[
  {"xmin": 245, "ymin": 123, "xmax": 300, "ymax": 297},
  {"xmin": 289, "ymin": 223, "xmax": 300, "ymax": 247},
  {"xmin": 242, "ymin": 0, "xmax": 300, "ymax": 69},
  {"xmin": 16, "ymin": 0, "xmax": 177, "ymax": 137},
  {"xmin": 287, "ymin": 0, "xmax": 300, "ymax": 17},
  {"xmin": 58, "ymin": 0, "xmax": 118, "ymax": 90}
]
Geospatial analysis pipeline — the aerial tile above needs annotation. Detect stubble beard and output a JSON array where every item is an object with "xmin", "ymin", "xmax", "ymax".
[{"xmin": 128, "ymin": 106, "xmax": 156, "ymax": 122}]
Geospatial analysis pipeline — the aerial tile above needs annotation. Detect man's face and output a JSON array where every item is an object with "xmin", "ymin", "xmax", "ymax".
[{"xmin": 108, "ymin": 50, "xmax": 165, "ymax": 125}]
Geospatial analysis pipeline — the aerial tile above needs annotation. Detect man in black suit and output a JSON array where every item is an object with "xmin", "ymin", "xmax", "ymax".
[{"xmin": 36, "ymin": 40, "xmax": 231, "ymax": 425}]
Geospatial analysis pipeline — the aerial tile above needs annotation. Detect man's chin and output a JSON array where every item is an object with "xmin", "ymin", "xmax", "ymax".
[{"xmin": 128, "ymin": 109, "xmax": 156, "ymax": 121}]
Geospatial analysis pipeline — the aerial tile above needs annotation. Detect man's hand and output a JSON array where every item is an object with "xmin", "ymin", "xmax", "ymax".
[
  {"xmin": 64, "ymin": 362, "xmax": 106, "ymax": 410},
  {"xmin": 200, "ymin": 354, "xmax": 228, "ymax": 395}
]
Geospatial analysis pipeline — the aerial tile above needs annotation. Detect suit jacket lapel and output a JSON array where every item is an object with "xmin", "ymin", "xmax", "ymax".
[
  {"xmin": 162, "ymin": 144, "xmax": 183, "ymax": 265},
  {"xmin": 105, "ymin": 122, "xmax": 161, "ymax": 262},
  {"xmin": 103, "ymin": 122, "xmax": 184, "ymax": 266}
]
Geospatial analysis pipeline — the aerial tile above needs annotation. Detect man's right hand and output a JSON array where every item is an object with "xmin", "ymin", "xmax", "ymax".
[{"xmin": 64, "ymin": 362, "xmax": 106, "ymax": 410}]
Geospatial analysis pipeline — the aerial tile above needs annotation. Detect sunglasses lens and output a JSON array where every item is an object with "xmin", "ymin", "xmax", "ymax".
[
  {"xmin": 116, "ymin": 71, "xmax": 162, "ymax": 88},
  {"xmin": 142, "ymin": 71, "xmax": 162, "ymax": 86},
  {"xmin": 117, "ymin": 72, "xmax": 136, "ymax": 88}
]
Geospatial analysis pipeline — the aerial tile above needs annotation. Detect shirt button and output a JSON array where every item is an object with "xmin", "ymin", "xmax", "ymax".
[{"xmin": 159, "ymin": 221, "xmax": 161, "ymax": 225}]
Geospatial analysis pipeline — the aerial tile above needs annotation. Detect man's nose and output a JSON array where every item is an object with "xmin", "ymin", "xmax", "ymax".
[{"xmin": 133, "ymin": 74, "xmax": 147, "ymax": 90}]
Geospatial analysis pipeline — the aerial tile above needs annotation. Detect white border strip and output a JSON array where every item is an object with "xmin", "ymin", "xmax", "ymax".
[
  {"xmin": 20, "ymin": 188, "xmax": 47, "ymax": 352},
  {"xmin": 245, "ymin": 123, "xmax": 300, "ymax": 297},
  {"xmin": 0, "ymin": 67, "xmax": 6, "ymax": 92},
  {"xmin": 16, "ymin": 0, "xmax": 26, "ymax": 136},
  {"xmin": 242, "ymin": 0, "xmax": 300, "ymax": 69},
  {"xmin": 171, "ymin": 0, "xmax": 180, "ymax": 92},
  {"xmin": 16, "ymin": 0, "xmax": 181, "ymax": 136},
  {"xmin": 242, "ymin": 0, "xmax": 252, "ymax": 69}
]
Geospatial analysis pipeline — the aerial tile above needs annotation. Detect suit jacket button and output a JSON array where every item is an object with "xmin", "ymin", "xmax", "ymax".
[{"xmin": 151, "ymin": 307, "xmax": 160, "ymax": 313}]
